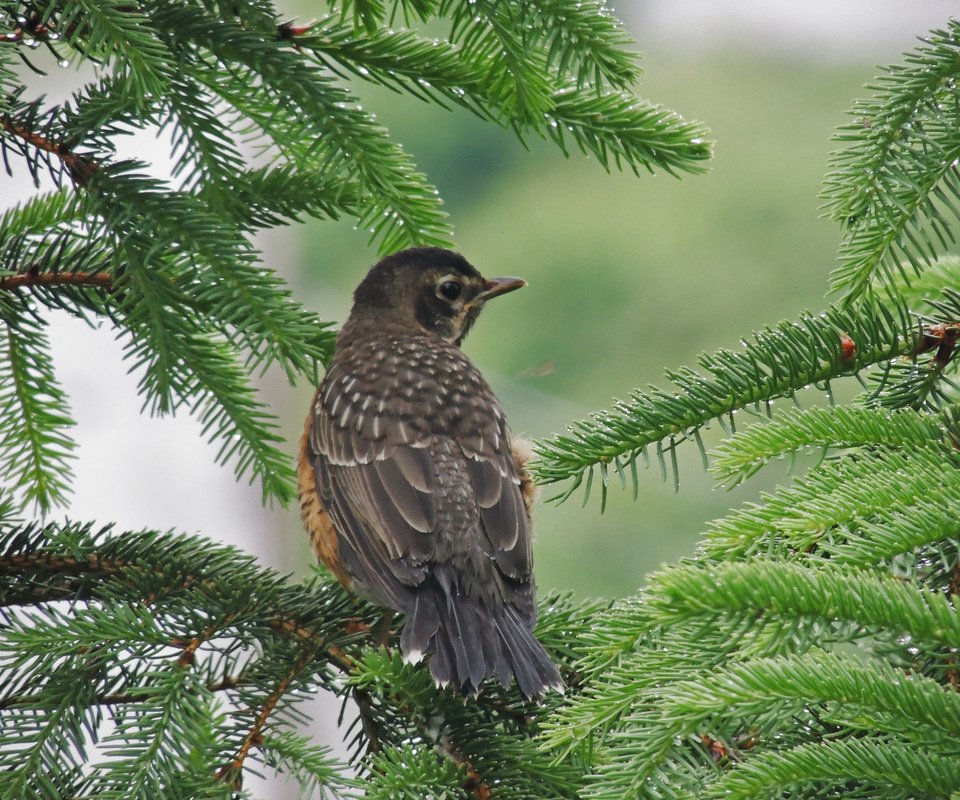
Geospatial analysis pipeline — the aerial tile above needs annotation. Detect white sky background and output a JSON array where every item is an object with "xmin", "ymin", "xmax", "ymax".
[
  {"xmin": 629, "ymin": 0, "xmax": 956, "ymax": 60},
  {"xmin": 2, "ymin": 2, "xmax": 956, "ymax": 797}
]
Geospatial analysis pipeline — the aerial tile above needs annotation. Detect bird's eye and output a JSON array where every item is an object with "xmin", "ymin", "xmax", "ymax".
[{"xmin": 438, "ymin": 280, "xmax": 462, "ymax": 301}]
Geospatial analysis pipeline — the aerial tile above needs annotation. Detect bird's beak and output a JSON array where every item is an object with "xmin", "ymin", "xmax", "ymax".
[{"xmin": 478, "ymin": 276, "xmax": 527, "ymax": 302}]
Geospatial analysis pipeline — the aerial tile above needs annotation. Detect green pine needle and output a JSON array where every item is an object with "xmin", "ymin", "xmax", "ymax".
[{"xmin": 823, "ymin": 20, "xmax": 960, "ymax": 298}]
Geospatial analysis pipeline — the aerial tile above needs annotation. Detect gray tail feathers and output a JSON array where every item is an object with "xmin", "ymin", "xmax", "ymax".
[{"xmin": 399, "ymin": 583, "xmax": 563, "ymax": 699}]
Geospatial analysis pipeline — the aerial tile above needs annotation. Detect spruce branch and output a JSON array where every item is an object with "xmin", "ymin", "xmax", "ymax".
[
  {"xmin": 0, "ymin": 112, "xmax": 98, "ymax": 184},
  {"xmin": 0, "ymin": 189, "xmax": 85, "ymax": 243},
  {"xmin": 709, "ymin": 405, "xmax": 947, "ymax": 487},
  {"xmin": 816, "ymin": 485, "xmax": 960, "ymax": 567},
  {"xmin": 535, "ymin": 15, "xmax": 960, "ymax": 800},
  {"xmin": 666, "ymin": 650, "xmax": 960, "ymax": 739},
  {"xmin": 1, "ymin": 523, "xmax": 577, "ymax": 796},
  {"xmin": 256, "ymin": 730, "xmax": 357, "ymax": 800},
  {"xmin": 703, "ymin": 445, "xmax": 958, "ymax": 558},
  {"xmin": 705, "ymin": 738, "xmax": 960, "ymax": 800},
  {"xmin": 30, "ymin": 1, "xmax": 942, "ymax": 798},
  {"xmin": 0, "ymin": 270, "xmax": 112, "ymax": 291},
  {"xmin": 291, "ymin": 17, "xmax": 501, "ymax": 118},
  {"xmin": 438, "ymin": 736, "xmax": 492, "ymax": 800},
  {"xmin": 530, "ymin": 299, "xmax": 915, "ymax": 505},
  {"xmin": 0, "ymin": 524, "xmax": 365, "ymax": 794},
  {"xmin": 0, "ymin": 538, "xmax": 362, "ymax": 673},
  {"xmin": 539, "ymin": 619, "xmax": 727, "ymax": 762},
  {"xmin": 0, "ymin": 193, "xmax": 116, "ymax": 322},
  {"xmin": 517, "ymin": 0, "xmax": 641, "ymax": 90},
  {"xmin": 0, "ymin": 0, "xmax": 710, "ymax": 513},
  {"xmin": 55, "ymin": 0, "xmax": 175, "ymax": 101},
  {"xmin": 648, "ymin": 560, "xmax": 960, "ymax": 652},
  {"xmin": 0, "ymin": 674, "xmax": 244, "ymax": 711},
  {"xmin": 447, "ymin": 0, "xmax": 553, "ymax": 125},
  {"xmin": 890, "ymin": 254, "xmax": 960, "ymax": 313},
  {"xmin": 363, "ymin": 745, "xmax": 467, "ymax": 800},
  {"xmin": 823, "ymin": 20, "xmax": 960, "ymax": 297},
  {"xmin": 545, "ymin": 83, "xmax": 711, "ymax": 175},
  {"xmin": 0, "ymin": 531, "xmax": 362, "ymax": 660},
  {"xmin": 216, "ymin": 641, "xmax": 319, "ymax": 788},
  {"xmin": 0, "ymin": 301, "xmax": 76, "ymax": 511},
  {"xmin": 145, "ymin": 0, "xmax": 454, "ymax": 253},
  {"xmin": 289, "ymin": 10, "xmax": 708, "ymax": 177},
  {"xmin": 581, "ymin": 652, "xmax": 960, "ymax": 800}
]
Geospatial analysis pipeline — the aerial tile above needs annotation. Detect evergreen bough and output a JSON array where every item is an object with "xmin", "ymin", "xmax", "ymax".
[
  {"xmin": 533, "ymin": 20, "xmax": 960, "ymax": 800},
  {"xmin": 3, "ymin": 2, "xmax": 960, "ymax": 799}
]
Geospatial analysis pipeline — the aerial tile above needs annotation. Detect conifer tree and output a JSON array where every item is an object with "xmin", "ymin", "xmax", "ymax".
[{"xmin": 2, "ymin": 2, "xmax": 960, "ymax": 799}]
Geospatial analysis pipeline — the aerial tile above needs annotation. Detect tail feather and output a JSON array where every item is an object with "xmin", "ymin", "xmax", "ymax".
[
  {"xmin": 428, "ymin": 628, "xmax": 454, "ymax": 687},
  {"xmin": 479, "ymin": 612, "xmax": 511, "ymax": 688},
  {"xmin": 446, "ymin": 591, "xmax": 480, "ymax": 689},
  {"xmin": 495, "ymin": 605, "xmax": 563, "ymax": 698},
  {"xmin": 400, "ymin": 592, "xmax": 439, "ymax": 665},
  {"xmin": 400, "ymin": 582, "xmax": 563, "ymax": 699}
]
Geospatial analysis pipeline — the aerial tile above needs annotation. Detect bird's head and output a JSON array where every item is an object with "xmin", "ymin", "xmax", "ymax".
[{"xmin": 347, "ymin": 247, "xmax": 526, "ymax": 345}]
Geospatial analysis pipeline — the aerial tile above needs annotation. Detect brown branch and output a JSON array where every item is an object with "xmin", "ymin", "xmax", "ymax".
[
  {"xmin": 946, "ymin": 657, "xmax": 958, "ymax": 692},
  {"xmin": 1, "ymin": 116, "xmax": 99, "ymax": 184},
  {"xmin": 2, "ymin": 553, "xmax": 349, "ymax": 662},
  {"xmin": 0, "ymin": 271, "xmax": 113, "ymax": 292},
  {"xmin": 0, "ymin": 674, "xmax": 244, "ymax": 710},
  {"xmin": 0, "ymin": 552, "xmax": 128, "ymax": 575},
  {"xmin": 0, "ymin": 550, "xmax": 206, "ymax": 608},
  {"xmin": 439, "ymin": 734, "xmax": 492, "ymax": 800},
  {"xmin": 0, "ymin": 552, "xmax": 132, "ymax": 607},
  {"xmin": 175, "ymin": 616, "xmax": 233, "ymax": 669},
  {"xmin": 269, "ymin": 617, "xmax": 357, "ymax": 674},
  {"xmin": 354, "ymin": 687, "xmax": 384, "ymax": 756},
  {"xmin": 108, "ymin": 674, "xmax": 244, "ymax": 704},
  {"xmin": 216, "ymin": 643, "xmax": 318, "ymax": 787}
]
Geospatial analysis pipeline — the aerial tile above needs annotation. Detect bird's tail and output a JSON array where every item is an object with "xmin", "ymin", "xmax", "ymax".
[{"xmin": 400, "ymin": 582, "xmax": 563, "ymax": 699}]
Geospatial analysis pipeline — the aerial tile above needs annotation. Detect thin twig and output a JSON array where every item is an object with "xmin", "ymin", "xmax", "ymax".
[
  {"xmin": 175, "ymin": 616, "xmax": 234, "ymax": 669},
  {"xmin": 0, "ymin": 552, "xmax": 128, "ymax": 575},
  {"xmin": 439, "ymin": 734, "xmax": 492, "ymax": 800},
  {"xmin": 0, "ymin": 271, "xmax": 113, "ymax": 292},
  {"xmin": 109, "ymin": 674, "xmax": 244, "ymax": 703},
  {"xmin": 216, "ymin": 643, "xmax": 318, "ymax": 786},
  {"xmin": 269, "ymin": 617, "xmax": 356, "ymax": 672},
  {"xmin": 353, "ymin": 687, "xmax": 384, "ymax": 755},
  {"xmin": 0, "ymin": 116, "xmax": 98, "ymax": 183},
  {"xmin": 1, "ymin": 553, "xmax": 350, "ymax": 662}
]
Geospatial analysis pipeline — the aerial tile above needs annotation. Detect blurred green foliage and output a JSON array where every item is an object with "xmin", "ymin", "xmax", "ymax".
[{"xmin": 295, "ymin": 48, "xmax": 874, "ymax": 598}]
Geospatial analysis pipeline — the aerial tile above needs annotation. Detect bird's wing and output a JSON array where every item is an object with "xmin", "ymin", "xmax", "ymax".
[
  {"xmin": 458, "ymin": 412, "xmax": 533, "ymax": 581},
  {"xmin": 308, "ymin": 354, "xmax": 533, "ymax": 610},
  {"xmin": 309, "ymin": 402, "xmax": 434, "ymax": 608}
]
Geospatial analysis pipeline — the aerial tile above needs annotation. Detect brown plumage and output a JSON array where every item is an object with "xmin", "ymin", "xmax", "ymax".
[{"xmin": 298, "ymin": 247, "xmax": 561, "ymax": 698}]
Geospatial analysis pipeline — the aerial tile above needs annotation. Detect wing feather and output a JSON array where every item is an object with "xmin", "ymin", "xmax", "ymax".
[
  {"xmin": 461, "ymin": 427, "xmax": 532, "ymax": 579},
  {"xmin": 374, "ymin": 453, "xmax": 434, "ymax": 532},
  {"xmin": 309, "ymin": 345, "xmax": 534, "ymax": 613}
]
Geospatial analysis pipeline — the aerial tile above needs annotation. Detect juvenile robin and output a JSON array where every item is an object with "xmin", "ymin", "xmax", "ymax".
[{"xmin": 298, "ymin": 247, "xmax": 562, "ymax": 698}]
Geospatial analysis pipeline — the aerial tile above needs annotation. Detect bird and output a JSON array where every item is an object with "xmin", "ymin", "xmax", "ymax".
[{"xmin": 298, "ymin": 247, "xmax": 562, "ymax": 699}]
